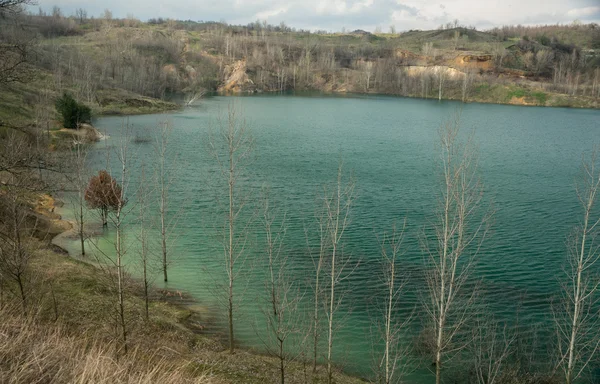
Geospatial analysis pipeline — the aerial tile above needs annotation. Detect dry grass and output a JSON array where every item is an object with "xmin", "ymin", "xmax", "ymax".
[
  {"xmin": 0, "ymin": 305, "xmax": 212, "ymax": 384},
  {"xmin": 0, "ymin": 239, "xmax": 363, "ymax": 384}
]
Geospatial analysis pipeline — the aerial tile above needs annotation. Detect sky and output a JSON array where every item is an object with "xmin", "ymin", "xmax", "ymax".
[{"xmin": 33, "ymin": 0, "xmax": 600, "ymax": 32}]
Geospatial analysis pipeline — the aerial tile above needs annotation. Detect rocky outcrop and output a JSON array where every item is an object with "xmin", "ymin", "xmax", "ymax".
[
  {"xmin": 395, "ymin": 49, "xmax": 425, "ymax": 62},
  {"xmin": 218, "ymin": 59, "xmax": 256, "ymax": 93},
  {"xmin": 454, "ymin": 53, "xmax": 493, "ymax": 71},
  {"xmin": 403, "ymin": 65, "xmax": 466, "ymax": 79},
  {"xmin": 461, "ymin": 54, "xmax": 493, "ymax": 62}
]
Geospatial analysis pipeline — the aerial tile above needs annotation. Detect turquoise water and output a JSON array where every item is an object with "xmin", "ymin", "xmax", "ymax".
[{"xmin": 57, "ymin": 94, "xmax": 600, "ymax": 380}]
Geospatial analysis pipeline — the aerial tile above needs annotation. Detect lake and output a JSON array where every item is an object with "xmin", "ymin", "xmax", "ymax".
[{"xmin": 56, "ymin": 94, "xmax": 600, "ymax": 381}]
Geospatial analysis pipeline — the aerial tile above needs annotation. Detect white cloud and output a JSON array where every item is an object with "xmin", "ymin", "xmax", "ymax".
[
  {"xmin": 567, "ymin": 6, "xmax": 600, "ymax": 18},
  {"xmin": 34, "ymin": 0, "xmax": 600, "ymax": 32},
  {"xmin": 255, "ymin": 6, "xmax": 289, "ymax": 20},
  {"xmin": 315, "ymin": 0, "xmax": 374, "ymax": 16}
]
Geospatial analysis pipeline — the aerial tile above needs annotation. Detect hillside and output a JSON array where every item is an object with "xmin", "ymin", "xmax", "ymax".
[{"xmin": 1, "ymin": 14, "xmax": 599, "ymax": 131}]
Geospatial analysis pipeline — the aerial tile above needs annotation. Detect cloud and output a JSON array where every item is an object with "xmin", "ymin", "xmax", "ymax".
[
  {"xmin": 255, "ymin": 6, "xmax": 289, "ymax": 20},
  {"xmin": 567, "ymin": 6, "xmax": 600, "ymax": 20},
  {"xmin": 34, "ymin": 0, "xmax": 600, "ymax": 32}
]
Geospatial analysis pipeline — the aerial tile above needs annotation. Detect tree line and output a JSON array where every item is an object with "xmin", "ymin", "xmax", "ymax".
[{"xmin": 3, "ymin": 5, "xmax": 599, "ymax": 114}]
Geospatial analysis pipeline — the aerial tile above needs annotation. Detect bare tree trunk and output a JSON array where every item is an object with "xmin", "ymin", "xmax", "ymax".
[
  {"xmin": 312, "ymin": 216, "xmax": 325, "ymax": 373},
  {"xmin": 471, "ymin": 316, "xmax": 515, "ymax": 384},
  {"xmin": 280, "ymin": 339, "xmax": 285, "ymax": 384},
  {"xmin": 461, "ymin": 70, "xmax": 472, "ymax": 103},
  {"xmin": 555, "ymin": 148, "xmax": 600, "ymax": 384},
  {"xmin": 438, "ymin": 70, "xmax": 445, "ymax": 101},
  {"xmin": 0, "ymin": 135, "xmax": 45, "ymax": 318},
  {"xmin": 155, "ymin": 122, "xmax": 173, "ymax": 283},
  {"xmin": 424, "ymin": 112, "xmax": 491, "ymax": 384},
  {"xmin": 259, "ymin": 190, "xmax": 303, "ymax": 384},
  {"xmin": 72, "ymin": 141, "xmax": 88, "ymax": 256},
  {"xmin": 115, "ymin": 186, "xmax": 127, "ymax": 353},
  {"xmin": 227, "ymin": 122, "xmax": 235, "ymax": 354},
  {"xmin": 373, "ymin": 223, "xmax": 410, "ymax": 384},
  {"xmin": 101, "ymin": 207, "xmax": 108, "ymax": 227},
  {"xmin": 211, "ymin": 103, "xmax": 254, "ymax": 355},
  {"xmin": 323, "ymin": 161, "xmax": 355, "ymax": 384},
  {"xmin": 138, "ymin": 165, "xmax": 151, "ymax": 321},
  {"xmin": 13, "ymin": 201, "xmax": 27, "ymax": 314},
  {"xmin": 79, "ymin": 210, "xmax": 85, "ymax": 255},
  {"xmin": 112, "ymin": 121, "xmax": 133, "ymax": 354},
  {"xmin": 161, "ymin": 211, "xmax": 167, "ymax": 282}
]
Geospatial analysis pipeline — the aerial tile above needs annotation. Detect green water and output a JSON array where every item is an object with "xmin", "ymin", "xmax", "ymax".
[{"xmin": 56, "ymin": 94, "xmax": 600, "ymax": 381}]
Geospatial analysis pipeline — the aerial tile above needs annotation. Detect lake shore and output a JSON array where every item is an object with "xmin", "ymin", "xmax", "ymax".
[
  {"xmin": 218, "ymin": 86, "xmax": 599, "ymax": 110},
  {"xmin": 42, "ymin": 193, "xmax": 366, "ymax": 383},
  {"xmin": 48, "ymin": 194, "xmax": 216, "ymax": 334}
]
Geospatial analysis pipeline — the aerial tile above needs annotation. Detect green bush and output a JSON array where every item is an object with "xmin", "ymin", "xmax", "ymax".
[
  {"xmin": 55, "ymin": 93, "xmax": 91, "ymax": 129},
  {"xmin": 538, "ymin": 35, "xmax": 551, "ymax": 46},
  {"xmin": 507, "ymin": 88, "xmax": 527, "ymax": 99},
  {"xmin": 532, "ymin": 91, "xmax": 547, "ymax": 105}
]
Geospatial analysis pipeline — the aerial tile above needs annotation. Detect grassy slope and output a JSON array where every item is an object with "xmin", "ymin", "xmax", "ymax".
[
  {"xmin": 3, "ymin": 23, "xmax": 597, "ymax": 124},
  {"xmin": 0, "ymin": 66, "xmax": 178, "ymax": 131}
]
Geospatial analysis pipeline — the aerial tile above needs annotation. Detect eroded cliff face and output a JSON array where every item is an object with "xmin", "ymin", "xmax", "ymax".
[
  {"xmin": 218, "ymin": 59, "xmax": 256, "ymax": 93},
  {"xmin": 403, "ymin": 65, "xmax": 466, "ymax": 79}
]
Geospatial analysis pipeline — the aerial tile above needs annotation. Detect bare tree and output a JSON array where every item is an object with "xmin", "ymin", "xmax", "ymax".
[
  {"xmin": 523, "ymin": 52, "xmax": 535, "ymax": 72},
  {"xmin": 309, "ymin": 196, "xmax": 327, "ymax": 373},
  {"xmin": 470, "ymin": 316, "xmax": 516, "ymax": 384},
  {"xmin": 0, "ymin": 9, "xmax": 35, "ymax": 86},
  {"xmin": 422, "ymin": 42, "xmax": 435, "ymax": 60},
  {"xmin": 0, "ymin": 129, "xmax": 48, "ymax": 316},
  {"xmin": 361, "ymin": 61, "xmax": 374, "ymax": 91},
  {"xmin": 534, "ymin": 50, "xmax": 553, "ymax": 76},
  {"xmin": 0, "ymin": 0, "xmax": 33, "ymax": 17},
  {"xmin": 154, "ymin": 121, "xmax": 178, "ymax": 282},
  {"xmin": 0, "ymin": 189, "xmax": 38, "ymax": 315},
  {"xmin": 259, "ymin": 189, "xmax": 304, "ymax": 384},
  {"xmin": 592, "ymin": 68, "xmax": 599, "ymax": 99},
  {"xmin": 101, "ymin": 8, "xmax": 113, "ymax": 32},
  {"xmin": 453, "ymin": 30, "xmax": 461, "ymax": 50},
  {"xmin": 322, "ymin": 161, "xmax": 356, "ymax": 384},
  {"xmin": 0, "ymin": 130, "xmax": 46, "ymax": 187},
  {"xmin": 423, "ymin": 112, "xmax": 491, "ymax": 384},
  {"xmin": 461, "ymin": 69, "xmax": 474, "ymax": 103},
  {"xmin": 210, "ymin": 102, "xmax": 254, "ymax": 354},
  {"xmin": 554, "ymin": 148, "xmax": 600, "ymax": 384},
  {"xmin": 74, "ymin": 8, "xmax": 87, "ymax": 24},
  {"xmin": 70, "ymin": 142, "xmax": 88, "ymax": 256},
  {"xmin": 372, "ymin": 223, "xmax": 412, "ymax": 384},
  {"xmin": 91, "ymin": 121, "xmax": 133, "ymax": 353},
  {"xmin": 490, "ymin": 43, "xmax": 506, "ymax": 69},
  {"xmin": 137, "ymin": 164, "xmax": 153, "ymax": 321},
  {"xmin": 437, "ymin": 69, "xmax": 446, "ymax": 102}
]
